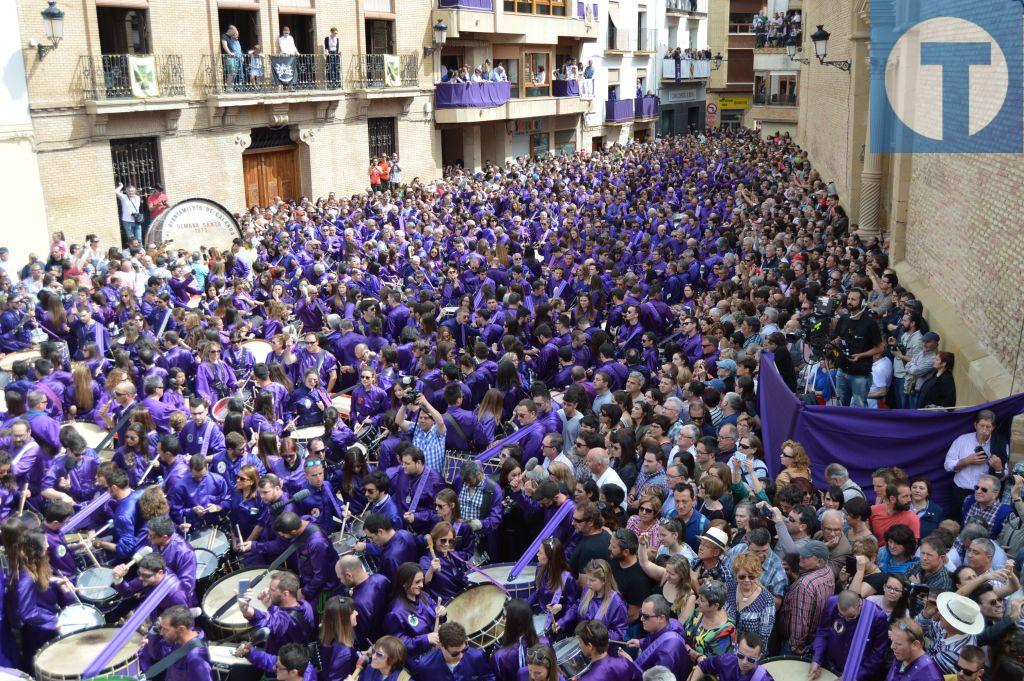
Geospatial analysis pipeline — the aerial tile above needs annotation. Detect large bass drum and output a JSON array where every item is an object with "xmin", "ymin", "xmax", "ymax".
[
  {"xmin": 444, "ymin": 584, "xmax": 508, "ymax": 650},
  {"xmin": 33, "ymin": 626, "xmax": 145, "ymax": 681},
  {"xmin": 761, "ymin": 657, "xmax": 838, "ymax": 681},
  {"xmin": 201, "ymin": 569, "xmax": 272, "ymax": 640}
]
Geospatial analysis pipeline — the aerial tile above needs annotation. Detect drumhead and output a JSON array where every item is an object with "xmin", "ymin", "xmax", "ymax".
[
  {"xmin": 195, "ymin": 548, "xmax": 219, "ymax": 579},
  {"xmin": 553, "ymin": 636, "xmax": 581, "ymax": 658},
  {"xmin": 202, "ymin": 569, "xmax": 271, "ymax": 627},
  {"xmin": 78, "ymin": 567, "xmax": 117, "ymax": 602},
  {"xmin": 57, "ymin": 604, "xmax": 106, "ymax": 635},
  {"xmin": 34, "ymin": 627, "xmax": 144, "ymax": 675},
  {"xmin": 331, "ymin": 394, "xmax": 351, "ymax": 419},
  {"xmin": 291, "ymin": 425, "xmax": 326, "ymax": 442},
  {"xmin": 762, "ymin": 657, "xmax": 838, "ymax": 681},
  {"xmin": 445, "ymin": 584, "xmax": 507, "ymax": 636},
  {"xmin": 189, "ymin": 527, "xmax": 230, "ymax": 556},
  {"xmin": 62, "ymin": 422, "xmax": 113, "ymax": 451},
  {"xmin": 208, "ymin": 645, "xmax": 252, "ymax": 667},
  {"xmin": 0, "ymin": 667, "xmax": 32, "ymax": 681},
  {"xmin": 241, "ymin": 340, "xmax": 273, "ymax": 364},
  {"xmin": 468, "ymin": 563, "xmax": 535, "ymax": 586},
  {"xmin": 0, "ymin": 350, "xmax": 41, "ymax": 372}
]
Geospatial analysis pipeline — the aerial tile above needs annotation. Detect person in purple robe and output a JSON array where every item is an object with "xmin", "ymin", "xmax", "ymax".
[
  {"xmin": 381, "ymin": 562, "xmax": 443, "ymax": 660},
  {"xmin": 811, "ymin": 591, "xmax": 889, "ymax": 681},
  {"xmin": 493, "ymin": 600, "xmax": 547, "ymax": 681},
  {"xmin": 69, "ymin": 305, "xmax": 110, "ymax": 360},
  {"xmin": 146, "ymin": 516, "xmax": 198, "ymax": 607},
  {"xmin": 238, "ymin": 473, "xmax": 295, "ymax": 567},
  {"xmin": 417, "ymin": 522, "xmax": 469, "ymax": 603},
  {"xmin": 408, "ymin": 621, "xmax": 496, "ymax": 681},
  {"xmin": 93, "ymin": 466, "xmax": 147, "ymax": 563},
  {"xmin": 690, "ymin": 630, "xmax": 774, "ymax": 681},
  {"xmin": 391, "ymin": 448, "xmax": 445, "ymax": 525},
  {"xmin": 553, "ymin": 560, "xmax": 627, "ymax": 643},
  {"xmin": 112, "ymin": 552, "xmax": 190, "ymax": 618},
  {"xmin": 168, "ymin": 454, "xmax": 231, "ymax": 530},
  {"xmin": 882, "ymin": 618, "xmax": 943, "ymax": 681},
  {"xmin": 528, "ymin": 537, "xmax": 580, "ymax": 635},
  {"xmin": 286, "ymin": 370, "xmax": 334, "ymax": 429},
  {"xmin": 357, "ymin": 635, "xmax": 407, "ymax": 681},
  {"xmin": 362, "ymin": 473, "xmax": 404, "ymax": 529},
  {"xmin": 268, "ymin": 445, "xmax": 306, "ymax": 494},
  {"xmin": 291, "ymin": 449, "xmax": 343, "ymax": 534},
  {"xmin": 42, "ymin": 500, "xmax": 78, "ymax": 580},
  {"xmin": 42, "ymin": 430, "xmax": 100, "ymax": 505},
  {"xmin": 355, "ymin": 512, "xmax": 420, "ymax": 584},
  {"xmin": 239, "ymin": 570, "xmax": 316, "ymax": 655},
  {"xmin": 620, "ymin": 595, "xmax": 690, "ymax": 679},
  {"xmin": 337, "ymin": 554, "xmax": 392, "ymax": 649},
  {"xmin": 223, "ymin": 334, "xmax": 256, "ymax": 383},
  {"xmin": 140, "ymin": 605, "xmax": 213, "ymax": 681},
  {"xmin": 178, "ymin": 398, "xmax": 227, "ymax": 459},
  {"xmin": 272, "ymin": 511, "xmax": 342, "ymax": 602},
  {"xmin": 572, "ymin": 620, "xmax": 641, "ymax": 681},
  {"xmin": 315, "ymin": 595, "xmax": 360, "ymax": 681},
  {"xmin": 24, "ymin": 391, "xmax": 62, "ymax": 455},
  {"xmin": 295, "ymin": 332, "xmax": 338, "ymax": 392},
  {"xmin": 351, "ymin": 368, "xmax": 390, "ymax": 428},
  {"xmin": 113, "ymin": 423, "xmax": 152, "ymax": 488},
  {"xmin": 194, "ymin": 343, "xmax": 238, "ymax": 405}
]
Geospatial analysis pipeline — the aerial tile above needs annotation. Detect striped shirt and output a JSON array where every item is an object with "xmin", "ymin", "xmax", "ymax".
[
  {"xmin": 924, "ymin": 620, "xmax": 975, "ymax": 675},
  {"xmin": 780, "ymin": 566, "xmax": 835, "ymax": 651},
  {"xmin": 412, "ymin": 423, "xmax": 446, "ymax": 472}
]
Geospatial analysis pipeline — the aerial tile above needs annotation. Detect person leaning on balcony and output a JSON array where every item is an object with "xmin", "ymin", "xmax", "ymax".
[
  {"xmin": 221, "ymin": 25, "xmax": 244, "ymax": 88},
  {"xmin": 278, "ymin": 26, "xmax": 299, "ymax": 56}
]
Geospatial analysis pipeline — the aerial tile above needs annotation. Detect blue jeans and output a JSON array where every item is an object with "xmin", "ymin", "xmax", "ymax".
[
  {"xmin": 120, "ymin": 219, "xmax": 142, "ymax": 244},
  {"xmin": 836, "ymin": 371, "xmax": 870, "ymax": 407}
]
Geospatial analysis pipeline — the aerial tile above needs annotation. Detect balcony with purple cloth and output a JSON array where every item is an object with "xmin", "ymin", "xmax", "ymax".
[
  {"xmin": 435, "ymin": 81, "xmax": 511, "ymax": 109},
  {"xmin": 634, "ymin": 95, "xmax": 659, "ymax": 119},
  {"xmin": 576, "ymin": 1, "xmax": 598, "ymax": 19},
  {"xmin": 605, "ymin": 98, "xmax": 634, "ymax": 123},
  {"xmin": 438, "ymin": 0, "xmax": 493, "ymax": 9},
  {"xmin": 552, "ymin": 79, "xmax": 580, "ymax": 97}
]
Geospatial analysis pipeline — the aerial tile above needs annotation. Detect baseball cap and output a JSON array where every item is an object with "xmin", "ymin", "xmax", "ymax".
[
  {"xmin": 922, "ymin": 332, "xmax": 940, "ymax": 343},
  {"xmin": 799, "ymin": 540, "xmax": 830, "ymax": 562}
]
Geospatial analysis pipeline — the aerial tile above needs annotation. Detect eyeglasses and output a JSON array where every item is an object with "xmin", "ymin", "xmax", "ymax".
[
  {"xmin": 955, "ymin": 665, "xmax": 982, "ymax": 676},
  {"xmin": 735, "ymin": 653, "xmax": 760, "ymax": 664},
  {"xmin": 884, "ymin": 584, "xmax": 903, "ymax": 593},
  {"xmin": 740, "ymin": 443, "xmax": 753, "ymax": 449},
  {"xmin": 639, "ymin": 506, "xmax": 655, "ymax": 514},
  {"xmin": 361, "ymin": 375, "xmax": 373, "ymax": 379},
  {"xmin": 735, "ymin": 574, "xmax": 755, "ymax": 581},
  {"xmin": 437, "ymin": 538, "xmax": 457, "ymax": 545},
  {"xmin": 974, "ymin": 485, "xmax": 990, "ymax": 492},
  {"xmin": 542, "ymin": 443, "xmax": 556, "ymax": 450},
  {"xmin": 305, "ymin": 459, "xmax": 324, "ymax": 468},
  {"xmin": 445, "ymin": 645, "xmax": 468, "ymax": 657},
  {"xmin": 572, "ymin": 516, "xmax": 585, "ymax": 523},
  {"xmin": 371, "ymin": 649, "xmax": 386, "ymax": 659},
  {"xmin": 639, "ymin": 612, "xmax": 660, "ymax": 620}
]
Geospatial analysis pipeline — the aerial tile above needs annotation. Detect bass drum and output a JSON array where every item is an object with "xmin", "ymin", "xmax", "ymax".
[
  {"xmin": 34, "ymin": 626, "xmax": 145, "ymax": 681},
  {"xmin": 761, "ymin": 657, "xmax": 838, "ymax": 681},
  {"xmin": 201, "ymin": 569, "xmax": 272, "ymax": 640},
  {"xmin": 445, "ymin": 584, "xmax": 508, "ymax": 650}
]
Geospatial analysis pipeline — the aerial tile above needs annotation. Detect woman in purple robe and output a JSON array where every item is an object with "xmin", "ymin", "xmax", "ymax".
[
  {"xmin": 245, "ymin": 391, "xmax": 282, "ymax": 437},
  {"xmin": 429, "ymin": 490, "xmax": 475, "ymax": 560},
  {"xmin": 7, "ymin": 531, "xmax": 72, "ymax": 664},
  {"xmin": 319, "ymin": 595, "xmax": 359, "ymax": 681},
  {"xmin": 380, "ymin": 562, "xmax": 441, "ymax": 659},
  {"xmin": 493, "ymin": 599, "xmax": 545, "ymax": 681},
  {"xmin": 518, "ymin": 644, "xmax": 565, "ymax": 681},
  {"xmin": 418, "ymin": 522, "xmax": 469, "ymax": 603},
  {"xmin": 355, "ymin": 635, "xmax": 407, "ymax": 681},
  {"xmin": 64, "ymin": 363, "xmax": 103, "ymax": 422},
  {"xmin": 0, "ymin": 454, "xmax": 21, "ymax": 522},
  {"xmin": 529, "ymin": 537, "xmax": 580, "ymax": 635},
  {"xmin": 113, "ymin": 423, "xmax": 151, "ymax": 488},
  {"xmin": 194, "ymin": 343, "xmax": 238, "ymax": 405},
  {"xmin": 228, "ymin": 465, "xmax": 262, "ymax": 543},
  {"xmin": 553, "ymin": 559, "xmax": 627, "ymax": 643}
]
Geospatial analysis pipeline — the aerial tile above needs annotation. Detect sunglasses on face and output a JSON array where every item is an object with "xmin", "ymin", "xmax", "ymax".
[{"xmin": 736, "ymin": 653, "xmax": 760, "ymax": 664}]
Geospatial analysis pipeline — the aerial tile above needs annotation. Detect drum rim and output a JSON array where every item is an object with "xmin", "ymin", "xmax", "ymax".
[
  {"xmin": 444, "ymin": 583, "xmax": 508, "ymax": 640},
  {"xmin": 34, "ymin": 625, "xmax": 143, "ymax": 676}
]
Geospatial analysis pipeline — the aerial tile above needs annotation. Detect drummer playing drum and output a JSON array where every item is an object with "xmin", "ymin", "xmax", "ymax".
[
  {"xmin": 687, "ymin": 631, "xmax": 775, "ymax": 681},
  {"xmin": 141, "ymin": 605, "xmax": 213, "ymax": 681}
]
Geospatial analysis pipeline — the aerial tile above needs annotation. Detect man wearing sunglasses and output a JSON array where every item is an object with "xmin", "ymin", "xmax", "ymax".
[
  {"xmin": 407, "ymin": 621, "xmax": 493, "ymax": 680},
  {"xmin": 688, "ymin": 631, "xmax": 773, "ymax": 681}
]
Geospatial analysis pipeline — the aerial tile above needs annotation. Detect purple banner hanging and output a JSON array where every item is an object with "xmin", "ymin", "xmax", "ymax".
[
  {"xmin": 605, "ymin": 98, "xmax": 634, "ymax": 122},
  {"xmin": 635, "ymin": 95, "xmax": 659, "ymax": 118},
  {"xmin": 757, "ymin": 353, "xmax": 1024, "ymax": 514},
  {"xmin": 553, "ymin": 79, "xmax": 580, "ymax": 97},
  {"xmin": 435, "ymin": 81, "xmax": 511, "ymax": 109},
  {"xmin": 439, "ymin": 0, "xmax": 494, "ymax": 8}
]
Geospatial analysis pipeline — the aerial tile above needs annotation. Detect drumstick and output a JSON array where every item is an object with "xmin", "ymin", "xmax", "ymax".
[
  {"xmin": 338, "ymin": 503, "xmax": 351, "ymax": 537},
  {"xmin": 236, "ymin": 525, "xmax": 245, "ymax": 545},
  {"xmin": 81, "ymin": 541, "xmax": 101, "ymax": 568},
  {"xmin": 16, "ymin": 483, "xmax": 29, "ymax": 516},
  {"xmin": 608, "ymin": 639, "xmax": 629, "ymax": 645},
  {"xmin": 137, "ymin": 455, "xmax": 160, "ymax": 486},
  {"xmin": 207, "ymin": 528, "xmax": 218, "ymax": 551},
  {"xmin": 425, "ymin": 535, "xmax": 437, "ymax": 561}
]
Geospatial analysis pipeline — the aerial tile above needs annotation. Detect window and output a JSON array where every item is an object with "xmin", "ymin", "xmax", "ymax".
[
  {"xmin": 368, "ymin": 117, "xmax": 396, "ymax": 159},
  {"xmin": 494, "ymin": 58, "xmax": 520, "ymax": 95},
  {"xmin": 97, "ymin": 8, "xmax": 151, "ymax": 55},
  {"xmin": 504, "ymin": 0, "xmax": 567, "ymax": 16},
  {"xmin": 554, "ymin": 130, "xmax": 576, "ymax": 155},
  {"xmin": 523, "ymin": 52, "xmax": 550, "ymax": 97},
  {"xmin": 530, "ymin": 132, "xmax": 551, "ymax": 157},
  {"xmin": 365, "ymin": 20, "xmax": 395, "ymax": 54},
  {"xmin": 110, "ymin": 138, "xmax": 162, "ymax": 194},
  {"xmin": 754, "ymin": 73, "xmax": 798, "ymax": 105}
]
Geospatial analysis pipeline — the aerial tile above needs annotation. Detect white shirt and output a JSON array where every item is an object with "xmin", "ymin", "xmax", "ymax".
[
  {"xmin": 278, "ymin": 34, "xmax": 299, "ymax": 55},
  {"xmin": 543, "ymin": 452, "xmax": 573, "ymax": 471},
  {"xmin": 594, "ymin": 466, "xmax": 628, "ymax": 506},
  {"xmin": 868, "ymin": 355, "xmax": 893, "ymax": 407},
  {"xmin": 944, "ymin": 431, "xmax": 992, "ymax": 490}
]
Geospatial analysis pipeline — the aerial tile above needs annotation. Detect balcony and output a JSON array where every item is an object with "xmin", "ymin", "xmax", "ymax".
[
  {"xmin": 605, "ymin": 98, "xmax": 633, "ymax": 123},
  {"xmin": 635, "ymin": 95, "xmax": 659, "ymax": 120},
  {"xmin": 434, "ymin": 78, "xmax": 593, "ymax": 124},
  {"xmin": 636, "ymin": 29, "xmax": 657, "ymax": 53},
  {"xmin": 75, "ymin": 54, "xmax": 189, "ymax": 132},
  {"xmin": 662, "ymin": 57, "xmax": 710, "ymax": 81},
  {"xmin": 754, "ymin": 91, "xmax": 797, "ymax": 107},
  {"xmin": 352, "ymin": 53, "xmax": 421, "ymax": 99},
  {"xmin": 203, "ymin": 54, "xmax": 343, "ymax": 97},
  {"xmin": 666, "ymin": 0, "xmax": 707, "ymax": 15}
]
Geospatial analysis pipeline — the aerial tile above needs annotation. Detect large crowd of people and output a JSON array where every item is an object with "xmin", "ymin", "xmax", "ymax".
[{"xmin": 0, "ymin": 128, "xmax": 1017, "ymax": 681}]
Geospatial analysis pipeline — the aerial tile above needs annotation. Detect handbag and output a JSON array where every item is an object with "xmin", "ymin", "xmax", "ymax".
[{"xmin": 132, "ymin": 211, "xmax": 144, "ymax": 224}]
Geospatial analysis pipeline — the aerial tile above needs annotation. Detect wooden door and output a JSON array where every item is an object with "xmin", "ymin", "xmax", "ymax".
[{"xmin": 243, "ymin": 146, "xmax": 299, "ymax": 208}]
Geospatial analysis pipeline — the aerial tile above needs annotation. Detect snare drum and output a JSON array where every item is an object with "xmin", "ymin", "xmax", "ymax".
[
  {"xmin": 34, "ymin": 626, "xmax": 145, "ymax": 681},
  {"xmin": 553, "ymin": 637, "xmax": 591, "ymax": 679},
  {"xmin": 61, "ymin": 422, "xmax": 115, "ymax": 458},
  {"xmin": 761, "ymin": 657, "xmax": 838, "ymax": 681},
  {"xmin": 77, "ymin": 567, "xmax": 119, "ymax": 612},
  {"xmin": 201, "ymin": 569, "xmax": 271, "ymax": 640},
  {"xmin": 0, "ymin": 667, "xmax": 32, "ymax": 681},
  {"xmin": 533, "ymin": 613, "xmax": 548, "ymax": 637},
  {"xmin": 212, "ymin": 398, "xmax": 233, "ymax": 423},
  {"xmin": 240, "ymin": 340, "xmax": 273, "ymax": 365},
  {"xmin": 445, "ymin": 584, "xmax": 508, "ymax": 650},
  {"xmin": 194, "ymin": 548, "xmax": 220, "ymax": 598},
  {"xmin": 331, "ymin": 393, "xmax": 351, "ymax": 420},
  {"xmin": 57, "ymin": 603, "xmax": 106, "ymax": 635},
  {"xmin": 208, "ymin": 645, "xmax": 261, "ymax": 681},
  {"xmin": 189, "ymin": 526, "xmax": 231, "ymax": 560},
  {"xmin": 467, "ymin": 563, "xmax": 537, "ymax": 601}
]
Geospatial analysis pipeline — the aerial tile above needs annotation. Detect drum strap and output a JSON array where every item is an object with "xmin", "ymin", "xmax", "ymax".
[
  {"xmin": 199, "ymin": 421, "xmax": 215, "ymax": 457},
  {"xmin": 211, "ymin": 539, "xmax": 302, "ymax": 620},
  {"xmin": 11, "ymin": 441, "xmax": 37, "ymax": 468},
  {"xmin": 750, "ymin": 666, "xmax": 768, "ymax": 681},
  {"xmin": 143, "ymin": 637, "xmax": 206, "ymax": 679}
]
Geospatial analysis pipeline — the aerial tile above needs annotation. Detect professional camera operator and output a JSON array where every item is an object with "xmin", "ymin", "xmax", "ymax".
[{"xmin": 830, "ymin": 288, "xmax": 884, "ymax": 407}]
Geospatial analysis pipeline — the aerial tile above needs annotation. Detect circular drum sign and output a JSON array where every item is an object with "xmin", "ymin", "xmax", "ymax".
[{"xmin": 145, "ymin": 198, "xmax": 241, "ymax": 253}]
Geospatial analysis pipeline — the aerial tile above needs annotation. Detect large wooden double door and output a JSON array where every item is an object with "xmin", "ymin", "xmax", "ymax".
[{"xmin": 243, "ymin": 146, "xmax": 299, "ymax": 208}]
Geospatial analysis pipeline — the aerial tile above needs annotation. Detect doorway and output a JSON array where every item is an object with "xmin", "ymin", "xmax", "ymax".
[
  {"xmin": 279, "ymin": 13, "xmax": 315, "ymax": 54},
  {"xmin": 243, "ymin": 129, "xmax": 300, "ymax": 207},
  {"xmin": 218, "ymin": 9, "xmax": 260, "ymax": 53}
]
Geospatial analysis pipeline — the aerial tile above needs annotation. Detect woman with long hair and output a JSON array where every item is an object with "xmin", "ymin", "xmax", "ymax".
[
  {"xmin": 64, "ymin": 362, "xmax": 101, "ymax": 421},
  {"xmin": 320, "ymin": 595, "xmax": 359, "ymax": 680},
  {"xmin": 637, "ymin": 538, "xmax": 697, "ymax": 619},
  {"xmin": 523, "ymin": 644, "xmax": 560, "ymax": 681},
  {"xmin": 476, "ymin": 388, "xmax": 505, "ymax": 443},
  {"xmin": 8, "ymin": 531, "xmax": 70, "ymax": 662},
  {"xmin": 867, "ymin": 573, "xmax": 911, "ymax": 623},
  {"xmin": 229, "ymin": 465, "xmax": 262, "ymax": 546},
  {"xmin": 113, "ymin": 423, "xmax": 151, "ymax": 487},
  {"xmin": 381, "ymin": 562, "xmax": 441, "ymax": 659},
  {"xmin": 493, "ymin": 599, "xmax": 543, "ymax": 681},
  {"xmin": 528, "ymin": 537, "xmax": 579, "ymax": 634},
  {"xmin": 552, "ymin": 559, "xmax": 627, "ymax": 641},
  {"xmin": 322, "ymin": 406, "xmax": 357, "ymax": 463},
  {"xmin": 0, "ymin": 454, "xmax": 22, "ymax": 521},
  {"xmin": 245, "ymin": 390, "xmax": 280, "ymax": 436},
  {"xmin": 418, "ymin": 521, "xmax": 469, "ymax": 602},
  {"xmin": 497, "ymin": 458, "xmax": 534, "ymax": 562},
  {"xmin": 430, "ymin": 490, "xmax": 474, "ymax": 560}
]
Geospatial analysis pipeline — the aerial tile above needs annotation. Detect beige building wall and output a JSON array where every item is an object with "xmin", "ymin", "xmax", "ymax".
[{"xmin": 793, "ymin": 0, "xmax": 1023, "ymax": 409}]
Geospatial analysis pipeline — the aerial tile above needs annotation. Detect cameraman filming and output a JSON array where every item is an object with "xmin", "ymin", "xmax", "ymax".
[{"xmin": 830, "ymin": 289, "xmax": 883, "ymax": 407}]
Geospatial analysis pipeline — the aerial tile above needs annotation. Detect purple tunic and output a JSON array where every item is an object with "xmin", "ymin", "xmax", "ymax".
[
  {"xmin": 557, "ymin": 591, "xmax": 628, "ymax": 642},
  {"xmin": 45, "ymin": 528, "xmax": 78, "ymax": 578},
  {"xmin": 167, "ymin": 471, "xmax": 231, "ymax": 527},
  {"xmin": 159, "ymin": 534, "xmax": 198, "ymax": 606},
  {"xmin": 352, "ymin": 573, "xmax": 393, "ymax": 648},
  {"xmin": 883, "ymin": 655, "xmax": 944, "ymax": 681},
  {"xmin": 290, "ymin": 524, "xmax": 341, "ymax": 598},
  {"xmin": 141, "ymin": 634, "xmax": 213, "ymax": 681},
  {"xmin": 249, "ymin": 601, "xmax": 316, "ymax": 654},
  {"xmin": 41, "ymin": 449, "xmax": 101, "ymax": 502},
  {"xmin": 578, "ymin": 656, "xmax": 642, "ymax": 681},
  {"xmin": 382, "ymin": 595, "xmax": 437, "ymax": 659},
  {"xmin": 363, "ymin": 529, "xmax": 420, "ymax": 583},
  {"xmin": 634, "ymin": 620, "xmax": 691, "ymax": 679},
  {"xmin": 407, "ymin": 647, "xmax": 495, "ymax": 681},
  {"xmin": 417, "ymin": 552, "xmax": 469, "ymax": 602}
]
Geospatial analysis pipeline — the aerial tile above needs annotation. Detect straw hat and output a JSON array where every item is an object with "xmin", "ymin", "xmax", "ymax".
[{"xmin": 936, "ymin": 592, "xmax": 984, "ymax": 635}]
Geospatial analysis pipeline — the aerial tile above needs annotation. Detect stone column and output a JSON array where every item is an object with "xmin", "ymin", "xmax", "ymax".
[
  {"xmin": 858, "ymin": 116, "xmax": 883, "ymax": 238},
  {"xmin": 462, "ymin": 124, "xmax": 483, "ymax": 173}
]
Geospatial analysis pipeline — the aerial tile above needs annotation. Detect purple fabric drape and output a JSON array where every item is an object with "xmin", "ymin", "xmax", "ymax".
[
  {"xmin": 576, "ymin": 1, "xmax": 598, "ymax": 18},
  {"xmin": 757, "ymin": 353, "xmax": 1024, "ymax": 514},
  {"xmin": 439, "ymin": 0, "xmax": 493, "ymax": 8},
  {"xmin": 435, "ymin": 81, "xmax": 511, "ymax": 109},
  {"xmin": 606, "ymin": 98, "xmax": 634, "ymax": 122},
  {"xmin": 553, "ymin": 80, "xmax": 580, "ymax": 97},
  {"xmin": 635, "ymin": 95, "xmax": 659, "ymax": 118}
]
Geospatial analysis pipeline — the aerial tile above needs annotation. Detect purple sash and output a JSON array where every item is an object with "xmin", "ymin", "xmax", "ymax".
[
  {"xmin": 845, "ymin": 598, "xmax": 882, "ymax": 676},
  {"xmin": 83, "ymin": 575, "xmax": 175, "ymax": 677},
  {"xmin": 408, "ymin": 471, "xmax": 430, "ymax": 512},
  {"xmin": 509, "ymin": 498, "xmax": 573, "ymax": 580},
  {"xmin": 198, "ymin": 421, "xmax": 215, "ymax": 457}
]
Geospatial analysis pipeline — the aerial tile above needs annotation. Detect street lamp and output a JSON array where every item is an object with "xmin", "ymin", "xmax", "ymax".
[
  {"xmin": 809, "ymin": 24, "xmax": 851, "ymax": 71},
  {"xmin": 36, "ymin": 0, "xmax": 65, "ymax": 60},
  {"xmin": 424, "ymin": 19, "xmax": 448, "ymax": 57},
  {"xmin": 785, "ymin": 35, "xmax": 809, "ymax": 65},
  {"xmin": 711, "ymin": 52, "xmax": 724, "ymax": 71}
]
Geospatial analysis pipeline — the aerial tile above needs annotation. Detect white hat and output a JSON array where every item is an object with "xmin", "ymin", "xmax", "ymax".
[
  {"xmin": 936, "ymin": 592, "xmax": 984, "ymax": 635},
  {"xmin": 700, "ymin": 527, "xmax": 729, "ymax": 551}
]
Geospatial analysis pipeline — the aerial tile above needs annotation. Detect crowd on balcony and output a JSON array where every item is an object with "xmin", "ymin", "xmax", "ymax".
[
  {"xmin": 753, "ymin": 11, "xmax": 802, "ymax": 49},
  {"xmin": 440, "ymin": 58, "xmax": 595, "ymax": 85},
  {"xmin": 665, "ymin": 47, "xmax": 713, "ymax": 61}
]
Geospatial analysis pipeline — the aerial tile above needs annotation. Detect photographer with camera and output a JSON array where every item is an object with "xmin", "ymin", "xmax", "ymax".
[
  {"xmin": 888, "ymin": 312, "xmax": 924, "ymax": 409},
  {"xmin": 830, "ymin": 289, "xmax": 883, "ymax": 407},
  {"xmin": 395, "ymin": 390, "xmax": 447, "ymax": 472}
]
